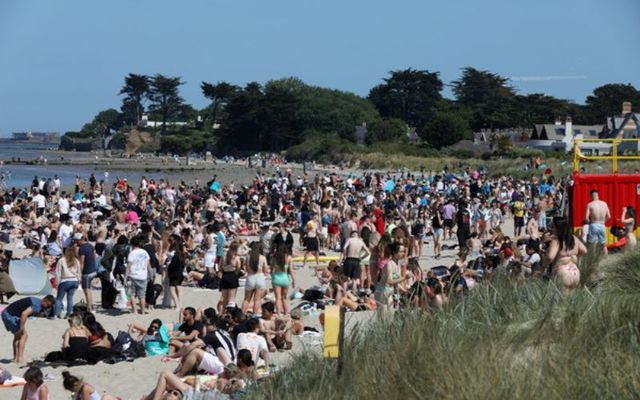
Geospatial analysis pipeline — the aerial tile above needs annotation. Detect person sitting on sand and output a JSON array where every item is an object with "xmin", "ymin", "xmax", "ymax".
[
  {"xmin": 21, "ymin": 366, "xmax": 49, "ymax": 400},
  {"xmin": 128, "ymin": 319, "xmax": 171, "ymax": 356},
  {"xmin": 62, "ymin": 313, "xmax": 91, "ymax": 351},
  {"xmin": 169, "ymin": 307, "xmax": 205, "ymax": 353},
  {"xmin": 1, "ymin": 295, "xmax": 54, "ymax": 364},
  {"xmin": 237, "ymin": 318, "xmax": 270, "ymax": 366},
  {"xmin": 83, "ymin": 313, "xmax": 112, "ymax": 349},
  {"xmin": 62, "ymin": 371, "xmax": 119, "ymax": 400},
  {"xmin": 258, "ymin": 302, "xmax": 292, "ymax": 351}
]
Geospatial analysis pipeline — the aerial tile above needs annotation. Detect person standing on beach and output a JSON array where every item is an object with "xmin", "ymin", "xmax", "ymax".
[
  {"xmin": 126, "ymin": 235, "xmax": 151, "ymax": 314},
  {"xmin": 585, "ymin": 189, "xmax": 611, "ymax": 254},
  {"xmin": 77, "ymin": 234, "xmax": 97, "ymax": 312},
  {"xmin": 1, "ymin": 295, "xmax": 54, "ymax": 364}
]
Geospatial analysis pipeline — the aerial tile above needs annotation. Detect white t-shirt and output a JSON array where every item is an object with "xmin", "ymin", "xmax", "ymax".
[
  {"xmin": 236, "ymin": 332, "xmax": 268, "ymax": 365},
  {"xmin": 127, "ymin": 248, "xmax": 150, "ymax": 281},
  {"xmin": 59, "ymin": 223, "xmax": 73, "ymax": 248},
  {"xmin": 34, "ymin": 194, "xmax": 46, "ymax": 209},
  {"xmin": 58, "ymin": 198, "xmax": 70, "ymax": 214}
]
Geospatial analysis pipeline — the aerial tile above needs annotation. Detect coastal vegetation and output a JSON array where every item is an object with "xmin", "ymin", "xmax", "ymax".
[
  {"xmin": 62, "ymin": 68, "xmax": 639, "ymax": 161},
  {"xmin": 249, "ymin": 249, "xmax": 640, "ymax": 400}
]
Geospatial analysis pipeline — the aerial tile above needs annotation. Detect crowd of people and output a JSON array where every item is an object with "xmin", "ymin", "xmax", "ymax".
[{"xmin": 0, "ymin": 164, "xmax": 634, "ymax": 398}]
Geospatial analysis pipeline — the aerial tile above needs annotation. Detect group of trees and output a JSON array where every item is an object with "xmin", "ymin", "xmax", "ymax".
[{"xmin": 65, "ymin": 68, "xmax": 640, "ymax": 153}]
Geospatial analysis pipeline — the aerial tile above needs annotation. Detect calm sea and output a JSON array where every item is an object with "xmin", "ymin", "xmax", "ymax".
[{"xmin": 0, "ymin": 143, "xmax": 167, "ymax": 189}]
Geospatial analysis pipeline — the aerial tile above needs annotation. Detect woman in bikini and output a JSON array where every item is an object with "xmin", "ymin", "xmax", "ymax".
[
  {"xmin": 271, "ymin": 242, "xmax": 295, "ymax": 315},
  {"xmin": 217, "ymin": 242, "xmax": 241, "ymax": 313},
  {"xmin": 544, "ymin": 219, "xmax": 587, "ymax": 293},
  {"xmin": 374, "ymin": 241, "xmax": 409, "ymax": 320},
  {"xmin": 621, "ymin": 206, "xmax": 637, "ymax": 248}
]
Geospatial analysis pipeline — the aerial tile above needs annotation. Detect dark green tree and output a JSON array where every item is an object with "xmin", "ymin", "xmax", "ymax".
[
  {"xmin": 119, "ymin": 74, "xmax": 150, "ymax": 125},
  {"xmin": 368, "ymin": 68, "xmax": 443, "ymax": 128},
  {"xmin": 218, "ymin": 82, "xmax": 265, "ymax": 152},
  {"xmin": 147, "ymin": 74, "xmax": 185, "ymax": 133},
  {"xmin": 261, "ymin": 79, "xmax": 302, "ymax": 150},
  {"xmin": 201, "ymin": 81, "xmax": 239, "ymax": 128},
  {"xmin": 584, "ymin": 83, "xmax": 640, "ymax": 124},
  {"xmin": 421, "ymin": 111, "xmax": 471, "ymax": 149},
  {"xmin": 366, "ymin": 118, "xmax": 407, "ymax": 144},
  {"xmin": 452, "ymin": 67, "xmax": 517, "ymax": 130},
  {"xmin": 515, "ymin": 94, "xmax": 580, "ymax": 127}
]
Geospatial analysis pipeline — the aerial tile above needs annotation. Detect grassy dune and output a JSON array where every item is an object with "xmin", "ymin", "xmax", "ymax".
[{"xmin": 250, "ymin": 250, "xmax": 640, "ymax": 400}]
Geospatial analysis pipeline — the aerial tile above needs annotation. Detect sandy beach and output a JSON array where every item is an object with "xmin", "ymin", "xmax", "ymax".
[{"xmin": 0, "ymin": 222, "xmax": 491, "ymax": 399}]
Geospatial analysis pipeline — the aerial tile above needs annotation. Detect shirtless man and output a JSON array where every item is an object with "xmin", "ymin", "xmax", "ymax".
[
  {"xmin": 258, "ymin": 302, "xmax": 291, "ymax": 351},
  {"xmin": 585, "ymin": 190, "xmax": 611, "ymax": 254},
  {"xmin": 205, "ymin": 193, "xmax": 218, "ymax": 222},
  {"xmin": 526, "ymin": 208, "xmax": 540, "ymax": 242},
  {"xmin": 342, "ymin": 230, "xmax": 371, "ymax": 290}
]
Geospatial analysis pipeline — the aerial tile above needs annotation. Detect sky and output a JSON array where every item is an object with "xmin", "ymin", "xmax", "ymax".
[{"xmin": 0, "ymin": 0, "xmax": 638, "ymax": 136}]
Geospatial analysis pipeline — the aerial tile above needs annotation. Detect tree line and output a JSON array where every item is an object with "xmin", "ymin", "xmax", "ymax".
[{"xmin": 65, "ymin": 68, "xmax": 640, "ymax": 153}]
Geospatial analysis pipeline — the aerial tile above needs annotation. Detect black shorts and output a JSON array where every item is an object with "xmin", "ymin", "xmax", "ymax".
[
  {"xmin": 219, "ymin": 271, "xmax": 239, "ymax": 290},
  {"xmin": 343, "ymin": 257, "xmax": 361, "ymax": 280},
  {"xmin": 305, "ymin": 237, "xmax": 319, "ymax": 252},
  {"xmin": 205, "ymin": 210, "xmax": 215, "ymax": 221},
  {"xmin": 514, "ymin": 217, "xmax": 525, "ymax": 228},
  {"xmin": 444, "ymin": 219, "xmax": 454, "ymax": 229}
]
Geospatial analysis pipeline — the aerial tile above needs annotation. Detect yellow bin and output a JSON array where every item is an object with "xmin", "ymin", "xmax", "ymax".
[{"xmin": 323, "ymin": 305, "xmax": 341, "ymax": 358}]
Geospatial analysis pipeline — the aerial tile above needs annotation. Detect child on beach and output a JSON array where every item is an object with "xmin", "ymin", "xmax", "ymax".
[{"xmin": 21, "ymin": 366, "xmax": 49, "ymax": 400}]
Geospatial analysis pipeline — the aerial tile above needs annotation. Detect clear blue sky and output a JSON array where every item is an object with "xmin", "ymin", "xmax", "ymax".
[{"xmin": 1, "ymin": 0, "xmax": 638, "ymax": 135}]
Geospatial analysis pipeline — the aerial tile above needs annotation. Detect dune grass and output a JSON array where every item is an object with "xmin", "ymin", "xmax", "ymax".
[{"xmin": 249, "ymin": 249, "xmax": 640, "ymax": 400}]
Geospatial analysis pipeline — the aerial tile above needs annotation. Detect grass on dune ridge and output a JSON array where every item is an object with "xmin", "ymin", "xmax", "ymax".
[{"xmin": 249, "ymin": 249, "xmax": 640, "ymax": 400}]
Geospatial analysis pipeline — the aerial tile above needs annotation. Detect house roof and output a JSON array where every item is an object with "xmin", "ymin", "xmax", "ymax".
[
  {"xmin": 602, "ymin": 113, "xmax": 640, "ymax": 139},
  {"xmin": 532, "ymin": 124, "xmax": 602, "ymax": 141}
]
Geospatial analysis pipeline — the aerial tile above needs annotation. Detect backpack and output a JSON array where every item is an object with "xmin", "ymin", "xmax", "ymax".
[{"xmin": 112, "ymin": 331, "xmax": 146, "ymax": 358}]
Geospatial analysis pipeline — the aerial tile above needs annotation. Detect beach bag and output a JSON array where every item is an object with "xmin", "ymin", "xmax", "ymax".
[
  {"xmin": 115, "ymin": 286, "xmax": 129, "ymax": 309},
  {"xmin": 113, "ymin": 331, "xmax": 146, "ymax": 358}
]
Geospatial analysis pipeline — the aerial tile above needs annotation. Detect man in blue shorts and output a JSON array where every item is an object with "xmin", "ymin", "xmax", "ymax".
[
  {"xmin": 1, "ymin": 295, "xmax": 54, "ymax": 363},
  {"xmin": 585, "ymin": 189, "xmax": 611, "ymax": 254}
]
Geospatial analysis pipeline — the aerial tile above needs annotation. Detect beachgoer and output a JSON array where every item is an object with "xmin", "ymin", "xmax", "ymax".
[
  {"xmin": 270, "ymin": 242, "xmax": 294, "ymax": 315},
  {"xmin": 2, "ymin": 295, "xmax": 54, "ymax": 363},
  {"xmin": 21, "ymin": 366, "xmax": 49, "ymax": 400},
  {"xmin": 62, "ymin": 371, "xmax": 119, "ymax": 400},
  {"xmin": 55, "ymin": 245, "xmax": 81, "ymax": 318},
  {"xmin": 544, "ymin": 219, "xmax": 587, "ymax": 293},
  {"xmin": 585, "ymin": 189, "xmax": 611, "ymax": 253},
  {"xmin": 242, "ymin": 241, "xmax": 269, "ymax": 315},
  {"xmin": 125, "ymin": 235, "xmax": 151, "ymax": 314}
]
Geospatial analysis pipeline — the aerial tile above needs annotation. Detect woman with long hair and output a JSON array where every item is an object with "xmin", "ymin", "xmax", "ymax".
[
  {"xmin": 431, "ymin": 204, "xmax": 444, "ymax": 259},
  {"xmin": 55, "ymin": 246, "xmax": 81, "ymax": 318},
  {"xmin": 83, "ymin": 313, "xmax": 111, "ymax": 349},
  {"xmin": 217, "ymin": 242, "xmax": 241, "ymax": 313},
  {"xmin": 271, "ymin": 242, "xmax": 294, "ymax": 315},
  {"xmin": 543, "ymin": 218, "xmax": 587, "ymax": 293},
  {"xmin": 374, "ymin": 241, "xmax": 409, "ymax": 320},
  {"xmin": 242, "ymin": 241, "xmax": 268, "ymax": 315},
  {"xmin": 621, "ymin": 205, "xmax": 637, "ymax": 248},
  {"xmin": 167, "ymin": 237, "xmax": 186, "ymax": 309},
  {"xmin": 62, "ymin": 371, "xmax": 119, "ymax": 400}
]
